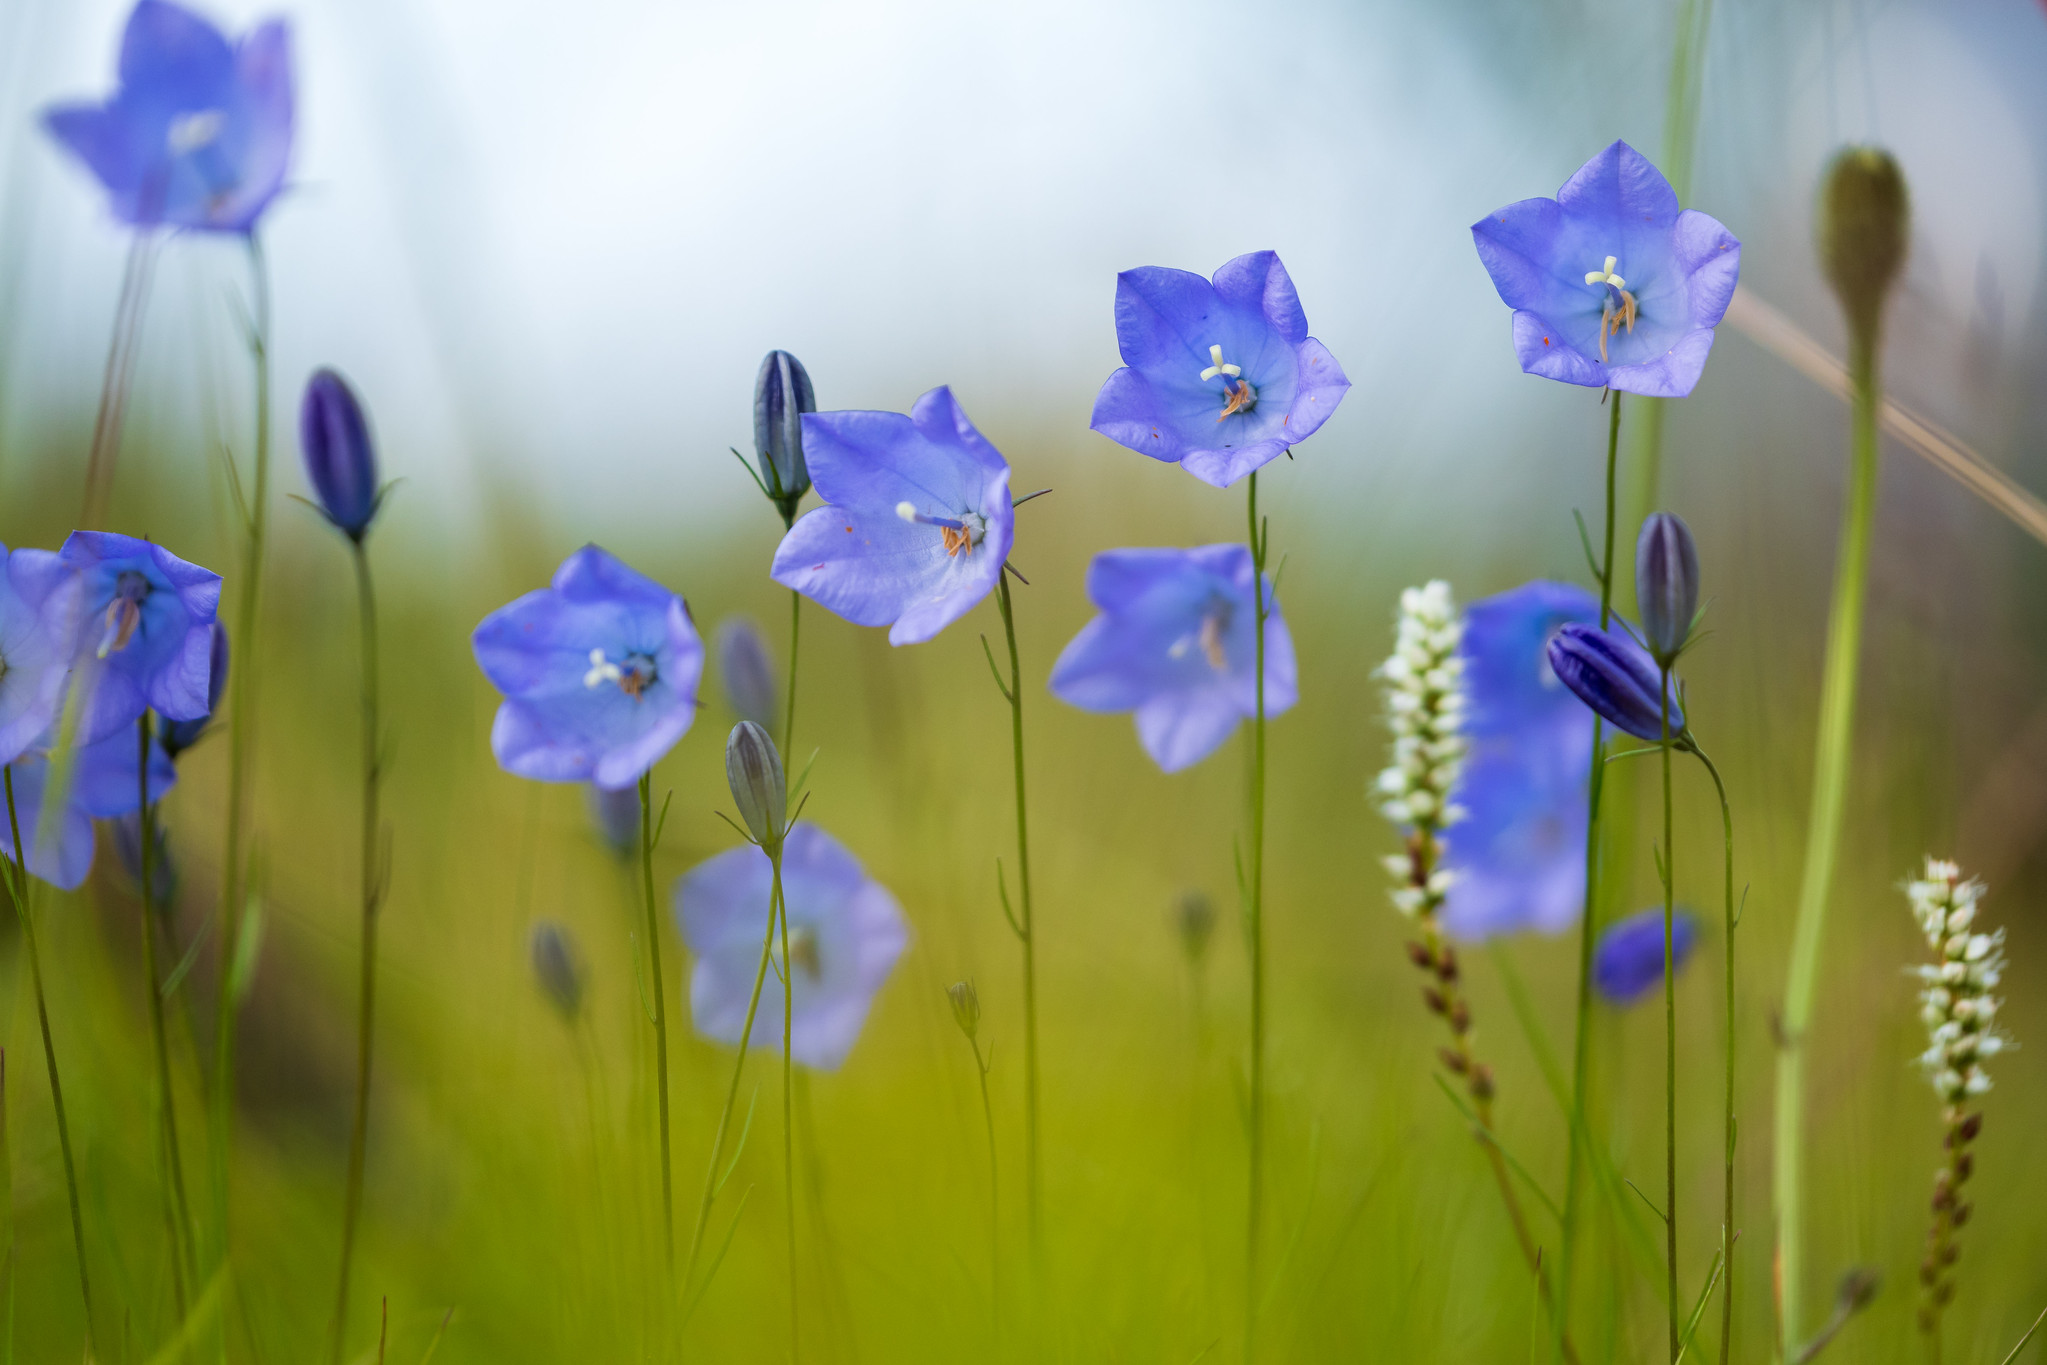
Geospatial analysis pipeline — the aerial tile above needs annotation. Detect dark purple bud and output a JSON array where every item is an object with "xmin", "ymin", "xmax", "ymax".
[
  {"xmin": 1594, "ymin": 906, "xmax": 1700, "ymax": 1005},
  {"xmin": 160, "ymin": 623, "xmax": 229, "ymax": 759},
  {"xmin": 716, "ymin": 617, "xmax": 779, "ymax": 730},
  {"xmin": 529, "ymin": 920, "xmax": 584, "ymax": 1021},
  {"xmin": 1547, "ymin": 622, "xmax": 1684, "ymax": 742},
  {"xmin": 1174, "ymin": 890, "xmax": 1215, "ymax": 965},
  {"xmin": 725, "ymin": 721, "xmax": 787, "ymax": 849},
  {"xmin": 753, "ymin": 350, "xmax": 815, "ymax": 513},
  {"xmin": 300, "ymin": 368, "xmax": 381, "ymax": 541},
  {"xmin": 587, "ymin": 782, "xmax": 639, "ymax": 858},
  {"xmin": 1635, "ymin": 513, "xmax": 1699, "ymax": 666}
]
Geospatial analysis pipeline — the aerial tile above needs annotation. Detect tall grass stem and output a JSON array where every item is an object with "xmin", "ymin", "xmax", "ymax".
[
  {"xmin": 1687, "ymin": 746, "xmax": 1736, "ymax": 1365},
  {"xmin": 1659, "ymin": 670, "xmax": 1678, "ymax": 1362},
  {"xmin": 138, "ymin": 715, "xmax": 196, "ymax": 1320},
  {"xmin": 80, "ymin": 233, "xmax": 158, "ymax": 529},
  {"xmin": 778, "ymin": 888, "xmax": 798, "ymax": 1361},
  {"xmin": 638, "ymin": 772, "xmax": 675, "ymax": 1269},
  {"xmin": 1243, "ymin": 471, "xmax": 1268, "ymax": 1362},
  {"xmin": 992, "ymin": 574, "xmax": 1039, "ymax": 1261}
]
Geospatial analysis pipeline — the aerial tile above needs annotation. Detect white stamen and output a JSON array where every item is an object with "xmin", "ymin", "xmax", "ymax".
[
  {"xmin": 1583, "ymin": 255, "xmax": 1626, "ymax": 290},
  {"xmin": 896, "ymin": 501, "xmax": 918, "ymax": 523},
  {"xmin": 1198, "ymin": 343, "xmax": 1242, "ymax": 383},
  {"xmin": 167, "ymin": 109, "xmax": 225, "ymax": 155},
  {"xmin": 584, "ymin": 647, "xmax": 624, "ymax": 689}
]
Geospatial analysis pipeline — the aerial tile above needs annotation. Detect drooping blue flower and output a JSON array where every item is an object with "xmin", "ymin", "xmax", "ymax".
[
  {"xmin": 472, "ymin": 545, "xmax": 704, "ymax": 790},
  {"xmin": 587, "ymin": 782, "xmax": 640, "ymax": 857},
  {"xmin": 1, "ymin": 726, "xmax": 177, "ymax": 891},
  {"xmin": 770, "ymin": 386, "xmax": 1013, "ymax": 646},
  {"xmin": 1090, "ymin": 251, "xmax": 1350, "ymax": 488},
  {"xmin": 715, "ymin": 617, "xmax": 778, "ymax": 730},
  {"xmin": 1048, "ymin": 545, "xmax": 1296, "ymax": 773},
  {"xmin": 1594, "ymin": 906, "xmax": 1700, "ymax": 1005},
  {"xmin": 675, "ymin": 822, "xmax": 909, "ymax": 1071},
  {"xmin": 158, "ymin": 622, "xmax": 227, "ymax": 759},
  {"xmin": 41, "ymin": 0, "xmax": 293, "ymax": 234},
  {"xmin": 1441, "ymin": 581, "xmax": 1598, "ymax": 940},
  {"xmin": 1547, "ymin": 622, "xmax": 1683, "ymax": 742},
  {"xmin": 57, "ymin": 531, "xmax": 222, "ymax": 744},
  {"xmin": 300, "ymin": 369, "xmax": 383, "ymax": 541},
  {"xmin": 1472, "ymin": 141, "xmax": 1740, "ymax": 398},
  {"xmin": 0, "ymin": 545, "xmax": 86, "ymax": 768}
]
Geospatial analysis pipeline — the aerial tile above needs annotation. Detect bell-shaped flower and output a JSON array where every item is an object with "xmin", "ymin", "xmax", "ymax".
[
  {"xmin": 57, "ymin": 531, "xmax": 222, "ymax": 744},
  {"xmin": 1441, "ymin": 581, "xmax": 1598, "ymax": 940},
  {"xmin": 1090, "ymin": 251, "xmax": 1350, "ymax": 489},
  {"xmin": 1594, "ymin": 906, "xmax": 1700, "ymax": 1005},
  {"xmin": 674, "ymin": 822, "xmax": 909, "ymax": 1071},
  {"xmin": 472, "ymin": 545, "xmax": 704, "ymax": 790},
  {"xmin": 715, "ymin": 617, "xmax": 778, "ymax": 730},
  {"xmin": 0, "ymin": 544, "xmax": 86, "ymax": 768},
  {"xmin": 1048, "ymin": 544, "xmax": 1296, "ymax": 773},
  {"xmin": 1547, "ymin": 622, "xmax": 1683, "ymax": 742},
  {"xmin": 770, "ymin": 386, "xmax": 1013, "ymax": 646},
  {"xmin": 300, "ymin": 369, "xmax": 383, "ymax": 541},
  {"xmin": 586, "ymin": 781, "xmax": 639, "ymax": 858},
  {"xmin": 1472, "ymin": 141, "xmax": 1740, "ymax": 398},
  {"xmin": 158, "ymin": 622, "xmax": 227, "ymax": 760},
  {"xmin": 1, "ymin": 726, "xmax": 177, "ymax": 891},
  {"xmin": 529, "ymin": 920, "xmax": 586, "ymax": 1022},
  {"xmin": 41, "ymin": 0, "xmax": 293, "ymax": 234}
]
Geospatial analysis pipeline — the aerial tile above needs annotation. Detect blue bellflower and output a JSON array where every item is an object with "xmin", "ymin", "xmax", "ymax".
[
  {"xmin": 1472, "ymin": 141, "xmax": 1740, "ymax": 398},
  {"xmin": 675, "ymin": 822, "xmax": 909, "ymax": 1070},
  {"xmin": 715, "ymin": 617, "xmax": 778, "ymax": 730},
  {"xmin": 58, "ymin": 531, "xmax": 222, "ymax": 744},
  {"xmin": 1048, "ymin": 545, "xmax": 1296, "ymax": 773},
  {"xmin": 158, "ymin": 622, "xmax": 227, "ymax": 759},
  {"xmin": 42, "ymin": 0, "xmax": 293, "ymax": 233},
  {"xmin": 0, "ymin": 545, "xmax": 86, "ymax": 768},
  {"xmin": 300, "ymin": 368, "xmax": 383, "ymax": 541},
  {"xmin": 1442, "ymin": 581, "xmax": 1598, "ymax": 940},
  {"xmin": 1090, "ymin": 251, "xmax": 1350, "ymax": 488},
  {"xmin": 1594, "ymin": 906, "xmax": 1700, "ymax": 1005},
  {"xmin": 1, "ymin": 726, "xmax": 177, "ymax": 891},
  {"xmin": 771, "ymin": 386, "xmax": 1013, "ymax": 646},
  {"xmin": 472, "ymin": 545, "xmax": 704, "ymax": 790},
  {"xmin": 1547, "ymin": 622, "xmax": 1683, "ymax": 743}
]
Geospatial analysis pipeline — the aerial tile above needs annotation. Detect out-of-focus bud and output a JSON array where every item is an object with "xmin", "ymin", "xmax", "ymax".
[
  {"xmin": 725, "ymin": 721, "xmax": 787, "ymax": 850},
  {"xmin": 1817, "ymin": 147, "xmax": 1909, "ymax": 355},
  {"xmin": 299, "ymin": 368, "xmax": 383, "ymax": 541},
  {"xmin": 1547, "ymin": 623, "xmax": 1685, "ymax": 742},
  {"xmin": 161, "ymin": 623, "xmax": 229, "ymax": 759},
  {"xmin": 753, "ymin": 350, "xmax": 815, "ymax": 520},
  {"xmin": 947, "ymin": 979, "xmax": 980, "ymax": 1040},
  {"xmin": 717, "ymin": 617, "xmax": 779, "ymax": 730},
  {"xmin": 1634, "ymin": 513, "xmax": 1699, "ymax": 667},
  {"xmin": 1173, "ymin": 890, "xmax": 1215, "ymax": 966},
  {"xmin": 588, "ymin": 782, "xmax": 639, "ymax": 859},
  {"xmin": 113, "ymin": 810, "xmax": 177, "ymax": 915},
  {"xmin": 529, "ymin": 920, "xmax": 585, "ymax": 1021}
]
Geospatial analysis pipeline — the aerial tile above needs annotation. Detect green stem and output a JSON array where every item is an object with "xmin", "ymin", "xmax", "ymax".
[
  {"xmin": 1244, "ymin": 471, "xmax": 1269, "ymax": 1363},
  {"xmin": 683, "ymin": 845, "xmax": 786, "ymax": 1294},
  {"xmin": 1660, "ymin": 671, "xmax": 1679, "ymax": 1363},
  {"xmin": 329, "ymin": 543, "xmax": 384, "ymax": 1364},
  {"xmin": 993, "ymin": 574, "xmax": 1039, "ymax": 1261},
  {"xmin": 139, "ymin": 715, "xmax": 195, "ymax": 1323},
  {"xmin": 779, "ymin": 881, "xmax": 798, "ymax": 1362},
  {"xmin": 1558, "ymin": 391, "xmax": 1622, "ymax": 1342},
  {"xmin": 3, "ymin": 768, "xmax": 94, "ymax": 1354},
  {"xmin": 783, "ymin": 590, "xmax": 802, "ymax": 760},
  {"xmin": 81, "ymin": 232, "xmax": 158, "ymax": 529},
  {"xmin": 213, "ymin": 230, "xmax": 273, "ymax": 1268},
  {"xmin": 639, "ymin": 772, "xmax": 675, "ymax": 1270},
  {"xmin": 1688, "ymin": 745, "xmax": 1736, "ymax": 1365},
  {"xmin": 1776, "ymin": 333, "xmax": 1880, "ymax": 1358},
  {"xmin": 972, "ymin": 1038, "xmax": 999, "ymax": 1344}
]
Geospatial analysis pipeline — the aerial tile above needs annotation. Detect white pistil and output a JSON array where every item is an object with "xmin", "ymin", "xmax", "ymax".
[
  {"xmin": 1583, "ymin": 255, "xmax": 1626, "ymax": 290},
  {"xmin": 167, "ymin": 109, "xmax": 226, "ymax": 155},
  {"xmin": 584, "ymin": 648, "xmax": 624, "ymax": 689},
  {"xmin": 1586, "ymin": 254, "xmax": 1638, "ymax": 363},
  {"xmin": 1198, "ymin": 344, "xmax": 1242, "ymax": 382}
]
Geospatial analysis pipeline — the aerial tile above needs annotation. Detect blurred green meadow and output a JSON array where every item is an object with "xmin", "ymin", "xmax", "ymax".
[{"xmin": 3, "ymin": 2, "xmax": 2047, "ymax": 1362}]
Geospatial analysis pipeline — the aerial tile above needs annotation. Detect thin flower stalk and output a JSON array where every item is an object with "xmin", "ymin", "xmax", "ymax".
[
  {"xmin": 1244, "ymin": 472, "xmax": 1270, "ymax": 1359},
  {"xmin": 1657, "ymin": 664, "xmax": 1679, "ymax": 1363},
  {"xmin": 778, "ymin": 880, "xmax": 799, "ymax": 1361},
  {"xmin": 81, "ymin": 234, "xmax": 159, "ymax": 528},
  {"xmin": 991, "ymin": 572, "xmax": 1041, "ymax": 1258},
  {"xmin": 640, "ymin": 772, "xmax": 675, "ymax": 1268},
  {"xmin": 1686, "ymin": 745, "xmax": 1737, "ymax": 1365},
  {"xmin": 1907, "ymin": 861, "xmax": 2006, "ymax": 1363},
  {"xmin": 139, "ymin": 714, "xmax": 197, "ymax": 1316}
]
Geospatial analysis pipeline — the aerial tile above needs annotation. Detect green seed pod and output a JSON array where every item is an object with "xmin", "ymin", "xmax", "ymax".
[
  {"xmin": 725, "ymin": 721, "xmax": 787, "ymax": 851},
  {"xmin": 1817, "ymin": 147, "xmax": 1910, "ymax": 354},
  {"xmin": 947, "ymin": 980, "xmax": 981, "ymax": 1040}
]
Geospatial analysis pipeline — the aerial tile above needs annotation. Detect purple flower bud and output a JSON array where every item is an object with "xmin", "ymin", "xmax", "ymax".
[
  {"xmin": 587, "ymin": 782, "xmax": 639, "ymax": 858},
  {"xmin": 716, "ymin": 617, "xmax": 778, "ymax": 730},
  {"xmin": 529, "ymin": 920, "xmax": 584, "ymax": 1020},
  {"xmin": 1546, "ymin": 623, "xmax": 1683, "ymax": 742},
  {"xmin": 299, "ymin": 368, "xmax": 381, "ymax": 541},
  {"xmin": 1594, "ymin": 906, "xmax": 1699, "ymax": 1005},
  {"xmin": 160, "ymin": 623, "xmax": 229, "ymax": 759},
  {"xmin": 753, "ymin": 350, "xmax": 815, "ymax": 514},
  {"xmin": 1635, "ymin": 513, "xmax": 1699, "ymax": 666},
  {"xmin": 725, "ymin": 721, "xmax": 786, "ymax": 849}
]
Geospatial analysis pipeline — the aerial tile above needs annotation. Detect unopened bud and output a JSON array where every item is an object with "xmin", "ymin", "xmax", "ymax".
[
  {"xmin": 1817, "ymin": 147, "xmax": 1910, "ymax": 354},
  {"xmin": 947, "ymin": 980, "xmax": 980, "ymax": 1039},
  {"xmin": 588, "ymin": 782, "xmax": 639, "ymax": 858},
  {"xmin": 725, "ymin": 721, "xmax": 787, "ymax": 849},
  {"xmin": 717, "ymin": 617, "xmax": 779, "ymax": 730},
  {"xmin": 299, "ymin": 368, "xmax": 383, "ymax": 541},
  {"xmin": 1449, "ymin": 999, "xmax": 1471, "ymax": 1034},
  {"xmin": 1957, "ymin": 1112, "xmax": 1982, "ymax": 1142},
  {"xmin": 1436, "ymin": 945, "xmax": 1460, "ymax": 983},
  {"xmin": 1635, "ymin": 512, "xmax": 1700, "ymax": 667},
  {"xmin": 529, "ymin": 920, "xmax": 584, "ymax": 1021},
  {"xmin": 1405, "ymin": 940, "xmax": 1434, "ymax": 971},
  {"xmin": 1470, "ymin": 1064, "xmax": 1495, "ymax": 1101},
  {"xmin": 1437, "ymin": 1047, "xmax": 1467, "ymax": 1075},
  {"xmin": 1174, "ymin": 890, "xmax": 1216, "ymax": 965},
  {"xmin": 753, "ymin": 350, "xmax": 816, "ymax": 518}
]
